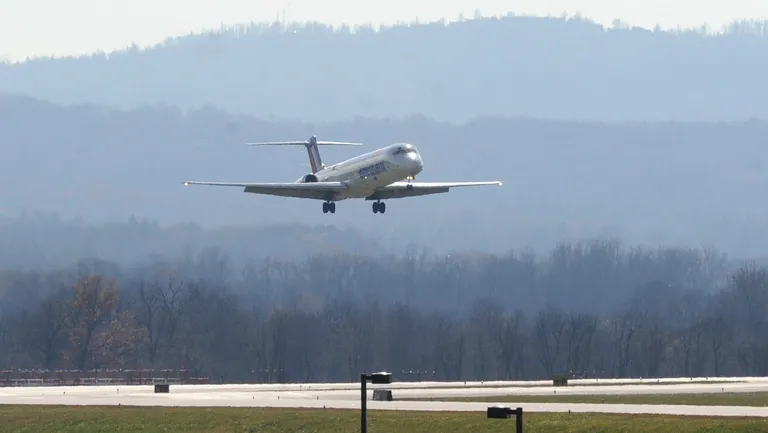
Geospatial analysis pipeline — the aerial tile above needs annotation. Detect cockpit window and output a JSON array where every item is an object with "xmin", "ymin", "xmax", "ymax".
[{"xmin": 392, "ymin": 145, "xmax": 416, "ymax": 156}]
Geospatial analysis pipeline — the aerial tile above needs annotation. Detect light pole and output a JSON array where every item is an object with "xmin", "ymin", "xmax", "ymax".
[
  {"xmin": 487, "ymin": 405, "xmax": 524, "ymax": 433},
  {"xmin": 360, "ymin": 371, "xmax": 392, "ymax": 433}
]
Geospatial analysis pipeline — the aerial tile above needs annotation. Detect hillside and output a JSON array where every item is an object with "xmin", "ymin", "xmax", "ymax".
[
  {"xmin": 1, "ymin": 95, "xmax": 768, "ymax": 257},
  {"xmin": 1, "ymin": 16, "xmax": 767, "ymax": 123}
]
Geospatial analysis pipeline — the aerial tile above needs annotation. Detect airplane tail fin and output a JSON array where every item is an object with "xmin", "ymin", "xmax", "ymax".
[{"xmin": 247, "ymin": 135, "xmax": 362, "ymax": 173}]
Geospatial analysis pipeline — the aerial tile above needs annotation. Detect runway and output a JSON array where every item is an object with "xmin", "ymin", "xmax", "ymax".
[{"xmin": 2, "ymin": 376, "xmax": 768, "ymax": 417}]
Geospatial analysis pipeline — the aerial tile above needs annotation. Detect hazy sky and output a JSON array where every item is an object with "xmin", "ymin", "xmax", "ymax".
[{"xmin": 1, "ymin": 0, "xmax": 767, "ymax": 61}]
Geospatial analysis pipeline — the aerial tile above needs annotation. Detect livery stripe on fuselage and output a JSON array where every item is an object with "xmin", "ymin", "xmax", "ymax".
[{"xmin": 358, "ymin": 161, "xmax": 387, "ymax": 178}]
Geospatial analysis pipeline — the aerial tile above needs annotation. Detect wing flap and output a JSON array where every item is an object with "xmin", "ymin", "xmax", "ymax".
[
  {"xmin": 366, "ymin": 181, "xmax": 502, "ymax": 200},
  {"xmin": 183, "ymin": 181, "xmax": 348, "ymax": 200}
]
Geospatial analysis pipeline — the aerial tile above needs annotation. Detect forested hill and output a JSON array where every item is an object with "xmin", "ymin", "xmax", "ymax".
[
  {"xmin": 2, "ymin": 94, "xmax": 768, "ymax": 257},
  {"xmin": 1, "ymin": 16, "xmax": 768, "ymax": 123}
]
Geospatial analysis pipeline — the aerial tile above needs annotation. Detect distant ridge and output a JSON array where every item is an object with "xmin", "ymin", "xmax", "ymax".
[{"xmin": 1, "ymin": 15, "xmax": 767, "ymax": 123}]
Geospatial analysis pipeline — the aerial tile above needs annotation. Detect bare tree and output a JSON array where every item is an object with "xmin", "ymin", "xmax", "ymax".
[
  {"xmin": 497, "ymin": 311, "xmax": 526, "ymax": 379},
  {"xmin": 24, "ymin": 287, "xmax": 70, "ymax": 369},
  {"xmin": 534, "ymin": 305, "xmax": 567, "ymax": 377},
  {"xmin": 135, "ymin": 279, "xmax": 163, "ymax": 366},
  {"xmin": 564, "ymin": 312, "xmax": 597, "ymax": 377},
  {"xmin": 63, "ymin": 275, "xmax": 120, "ymax": 370},
  {"xmin": 608, "ymin": 310, "xmax": 639, "ymax": 377}
]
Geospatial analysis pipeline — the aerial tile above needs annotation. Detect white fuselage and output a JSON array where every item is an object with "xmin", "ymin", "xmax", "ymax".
[{"xmin": 297, "ymin": 142, "xmax": 424, "ymax": 200}]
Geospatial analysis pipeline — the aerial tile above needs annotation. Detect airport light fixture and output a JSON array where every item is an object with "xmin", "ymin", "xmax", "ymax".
[
  {"xmin": 487, "ymin": 405, "xmax": 524, "ymax": 432},
  {"xmin": 360, "ymin": 371, "xmax": 392, "ymax": 433}
]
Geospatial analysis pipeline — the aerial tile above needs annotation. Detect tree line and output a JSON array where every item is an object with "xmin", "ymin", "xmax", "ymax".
[{"xmin": 2, "ymin": 238, "xmax": 766, "ymax": 383}]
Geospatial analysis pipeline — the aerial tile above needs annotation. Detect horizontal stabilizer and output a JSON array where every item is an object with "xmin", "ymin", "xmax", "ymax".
[
  {"xmin": 245, "ymin": 135, "xmax": 359, "ymax": 174},
  {"xmin": 246, "ymin": 140, "xmax": 362, "ymax": 146}
]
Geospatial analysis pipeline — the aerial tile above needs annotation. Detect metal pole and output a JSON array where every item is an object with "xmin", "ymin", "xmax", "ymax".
[
  {"xmin": 361, "ymin": 374, "xmax": 367, "ymax": 433},
  {"xmin": 516, "ymin": 407, "xmax": 523, "ymax": 433}
]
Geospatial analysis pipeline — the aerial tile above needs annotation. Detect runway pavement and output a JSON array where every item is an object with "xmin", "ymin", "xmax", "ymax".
[{"xmin": 2, "ymin": 376, "xmax": 768, "ymax": 417}]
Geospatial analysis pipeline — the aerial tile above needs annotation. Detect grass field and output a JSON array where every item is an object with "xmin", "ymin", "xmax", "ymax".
[
  {"xmin": 0, "ymin": 405, "xmax": 767, "ymax": 433},
  {"xmin": 415, "ymin": 392, "xmax": 768, "ymax": 407}
]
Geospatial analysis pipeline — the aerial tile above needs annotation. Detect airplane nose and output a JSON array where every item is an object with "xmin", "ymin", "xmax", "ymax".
[
  {"xmin": 403, "ymin": 152, "xmax": 423, "ymax": 172},
  {"xmin": 413, "ymin": 154, "xmax": 423, "ymax": 171}
]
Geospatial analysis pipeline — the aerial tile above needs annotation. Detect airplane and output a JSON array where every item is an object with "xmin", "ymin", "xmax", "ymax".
[{"xmin": 182, "ymin": 135, "xmax": 502, "ymax": 214}]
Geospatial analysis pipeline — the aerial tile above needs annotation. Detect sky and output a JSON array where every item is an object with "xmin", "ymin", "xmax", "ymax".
[{"xmin": 1, "ymin": 0, "xmax": 767, "ymax": 61}]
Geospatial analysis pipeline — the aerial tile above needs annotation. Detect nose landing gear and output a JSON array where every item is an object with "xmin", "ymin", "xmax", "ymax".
[
  {"xmin": 322, "ymin": 201, "xmax": 336, "ymax": 214},
  {"xmin": 372, "ymin": 200, "xmax": 386, "ymax": 214},
  {"xmin": 406, "ymin": 174, "xmax": 415, "ymax": 191}
]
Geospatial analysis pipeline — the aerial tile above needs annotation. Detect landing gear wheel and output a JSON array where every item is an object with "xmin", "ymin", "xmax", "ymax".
[
  {"xmin": 372, "ymin": 201, "xmax": 386, "ymax": 214},
  {"xmin": 322, "ymin": 202, "xmax": 329, "ymax": 213},
  {"xmin": 323, "ymin": 202, "xmax": 335, "ymax": 214}
]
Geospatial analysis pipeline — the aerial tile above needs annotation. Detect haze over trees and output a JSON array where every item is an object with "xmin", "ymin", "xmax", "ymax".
[
  {"xmin": 2, "ymin": 15, "xmax": 768, "ymax": 256},
  {"xmin": 1, "ymin": 13, "xmax": 768, "ymax": 383},
  {"xmin": 0, "ymin": 240, "xmax": 765, "ymax": 382},
  {"xmin": 0, "ymin": 212, "xmax": 386, "ymax": 271},
  {"xmin": 0, "ymin": 240, "xmax": 768, "ymax": 382},
  {"xmin": 1, "ymin": 95, "xmax": 768, "ymax": 257}
]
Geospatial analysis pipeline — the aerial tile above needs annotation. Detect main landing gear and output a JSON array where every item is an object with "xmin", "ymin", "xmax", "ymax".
[
  {"xmin": 322, "ymin": 201, "xmax": 336, "ymax": 214},
  {"xmin": 372, "ymin": 200, "xmax": 386, "ymax": 214}
]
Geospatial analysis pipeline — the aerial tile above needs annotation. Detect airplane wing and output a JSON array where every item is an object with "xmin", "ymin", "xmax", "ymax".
[
  {"xmin": 366, "ymin": 181, "xmax": 502, "ymax": 200},
  {"xmin": 182, "ymin": 181, "xmax": 348, "ymax": 200}
]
